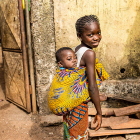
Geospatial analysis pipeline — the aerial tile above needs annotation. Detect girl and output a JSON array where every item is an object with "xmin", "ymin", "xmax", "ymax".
[
  {"xmin": 63, "ymin": 15, "xmax": 107, "ymax": 140},
  {"xmin": 75, "ymin": 15, "xmax": 103, "ymax": 138}
]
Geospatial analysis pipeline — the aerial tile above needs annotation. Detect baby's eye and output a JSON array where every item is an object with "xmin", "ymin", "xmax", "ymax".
[
  {"xmin": 67, "ymin": 58, "xmax": 71, "ymax": 61},
  {"xmin": 88, "ymin": 34, "xmax": 93, "ymax": 37},
  {"xmin": 98, "ymin": 32, "xmax": 101, "ymax": 35}
]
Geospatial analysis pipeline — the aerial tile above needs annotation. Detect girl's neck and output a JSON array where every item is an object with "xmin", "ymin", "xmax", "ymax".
[
  {"xmin": 81, "ymin": 41, "xmax": 92, "ymax": 49},
  {"xmin": 75, "ymin": 42, "xmax": 92, "ymax": 53}
]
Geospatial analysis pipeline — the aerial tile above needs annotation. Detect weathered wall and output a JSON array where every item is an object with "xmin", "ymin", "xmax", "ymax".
[
  {"xmin": 54, "ymin": 0, "xmax": 140, "ymax": 80},
  {"xmin": 31, "ymin": 0, "xmax": 56, "ymax": 114},
  {"xmin": 30, "ymin": 0, "xmax": 140, "ymax": 114},
  {"xmin": 1, "ymin": 0, "xmax": 139, "ymax": 114},
  {"xmin": 0, "ymin": 44, "xmax": 2, "ymax": 68}
]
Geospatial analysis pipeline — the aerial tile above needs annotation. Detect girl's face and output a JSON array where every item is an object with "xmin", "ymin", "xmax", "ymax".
[
  {"xmin": 58, "ymin": 50, "xmax": 77, "ymax": 69},
  {"xmin": 79, "ymin": 21, "xmax": 102, "ymax": 48}
]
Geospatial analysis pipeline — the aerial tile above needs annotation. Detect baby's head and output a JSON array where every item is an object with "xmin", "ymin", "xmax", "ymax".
[
  {"xmin": 55, "ymin": 47, "xmax": 77, "ymax": 69},
  {"xmin": 75, "ymin": 15, "xmax": 101, "ymax": 48}
]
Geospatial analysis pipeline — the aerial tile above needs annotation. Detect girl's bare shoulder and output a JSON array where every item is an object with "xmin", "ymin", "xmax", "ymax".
[
  {"xmin": 84, "ymin": 49, "xmax": 96, "ymax": 58},
  {"xmin": 83, "ymin": 50, "xmax": 96, "ymax": 68}
]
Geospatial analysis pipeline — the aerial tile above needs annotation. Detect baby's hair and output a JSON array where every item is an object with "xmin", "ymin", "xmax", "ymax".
[
  {"xmin": 75, "ymin": 15, "xmax": 99, "ymax": 35},
  {"xmin": 55, "ymin": 47, "xmax": 73, "ymax": 63}
]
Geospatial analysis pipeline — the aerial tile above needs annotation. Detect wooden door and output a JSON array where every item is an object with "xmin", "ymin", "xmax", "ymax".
[{"xmin": 0, "ymin": 0, "xmax": 31, "ymax": 112}]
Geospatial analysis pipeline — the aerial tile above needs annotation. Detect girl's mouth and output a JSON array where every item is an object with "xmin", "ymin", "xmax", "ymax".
[{"xmin": 92, "ymin": 42, "xmax": 99, "ymax": 46}]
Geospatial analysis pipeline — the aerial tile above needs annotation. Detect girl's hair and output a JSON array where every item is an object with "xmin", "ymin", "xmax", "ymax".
[
  {"xmin": 55, "ymin": 47, "xmax": 73, "ymax": 63},
  {"xmin": 75, "ymin": 15, "xmax": 99, "ymax": 35}
]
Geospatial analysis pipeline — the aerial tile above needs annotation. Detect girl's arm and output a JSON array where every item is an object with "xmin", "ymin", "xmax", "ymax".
[{"xmin": 83, "ymin": 50, "xmax": 102, "ymax": 131}]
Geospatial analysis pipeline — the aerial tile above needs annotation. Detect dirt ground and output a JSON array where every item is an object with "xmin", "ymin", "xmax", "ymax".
[
  {"xmin": 0, "ymin": 62, "xmax": 125, "ymax": 140},
  {"xmin": 1, "ymin": 47, "xmax": 140, "ymax": 140},
  {"xmin": 0, "ymin": 57, "xmax": 63, "ymax": 140}
]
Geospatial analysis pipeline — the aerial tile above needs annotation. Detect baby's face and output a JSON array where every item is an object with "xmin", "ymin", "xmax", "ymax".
[{"xmin": 59, "ymin": 50, "xmax": 77, "ymax": 69}]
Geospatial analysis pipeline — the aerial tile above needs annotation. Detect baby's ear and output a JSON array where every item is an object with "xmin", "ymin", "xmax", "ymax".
[{"xmin": 58, "ymin": 61, "xmax": 63, "ymax": 67}]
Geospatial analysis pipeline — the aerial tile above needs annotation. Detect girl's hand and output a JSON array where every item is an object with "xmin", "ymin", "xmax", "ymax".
[{"xmin": 93, "ymin": 114, "xmax": 102, "ymax": 131}]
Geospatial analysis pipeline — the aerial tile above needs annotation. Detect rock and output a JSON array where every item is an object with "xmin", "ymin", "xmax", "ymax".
[
  {"xmin": 98, "ymin": 136, "xmax": 110, "ymax": 140},
  {"xmin": 130, "ymin": 135, "xmax": 140, "ymax": 140},
  {"xmin": 39, "ymin": 114, "xmax": 63, "ymax": 126},
  {"xmin": 125, "ymin": 134, "xmax": 140, "ymax": 140},
  {"xmin": 89, "ymin": 136, "xmax": 125, "ymax": 140},
  {"xmin": 106, "ymin": 136, "xmax": 126, "ymax": 140},
  {"xmin": 99, "ymin": 80, "xmax": 140, "ymax": 108},
  {"xmin": 88, "ymin": 136, "xmax": 107, "ymax": 140}
]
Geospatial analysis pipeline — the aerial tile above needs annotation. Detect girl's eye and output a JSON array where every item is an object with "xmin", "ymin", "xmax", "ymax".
[
  {"xmin": 98, "ymin": 32, "xmax": 101, "ymax": 35},
  {"xmin": 67, "ymin": 58, "xmax": 71, "ymax": 61},
  {"xmin": 88, "ymin": 34, "xmax": 93, "ymax": 37}
]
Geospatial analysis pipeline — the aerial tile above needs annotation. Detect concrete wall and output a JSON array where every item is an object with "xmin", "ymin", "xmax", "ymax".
[
  {"xmin": 31, "ymin": 0, "xmax": 56, "ymax": 114},
  {"xmin": 0, "ymin": 0, "xmax": 140, "ymax": 114},
  {"xmin": 54, "ymin": 0, "xmax": 140, "ymax": 80},
  {"xmin": 31, "ymin": 0, "xmax": 140, "ymax": 114}
]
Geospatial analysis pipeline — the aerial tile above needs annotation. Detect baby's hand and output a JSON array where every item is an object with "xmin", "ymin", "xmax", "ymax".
[{"xmin": 93, "ymin": 114, "xmax": 102, "ymax": 131}]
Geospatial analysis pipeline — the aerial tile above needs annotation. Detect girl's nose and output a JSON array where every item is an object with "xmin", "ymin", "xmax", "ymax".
[{"xmin": 93, "ymin": 35, "xmax": 99, "ymax": 41}]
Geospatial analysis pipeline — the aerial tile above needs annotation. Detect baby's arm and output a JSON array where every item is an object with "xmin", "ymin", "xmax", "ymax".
[{"xmin": 83, "ymin": 50, "xmax": 102, "ymax": 131}]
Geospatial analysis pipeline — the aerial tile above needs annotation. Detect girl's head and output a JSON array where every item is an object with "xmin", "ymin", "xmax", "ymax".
[
  {"xmin": 75, "ymin": 15, "xmax": 102, "ymax": 48},
  {"xmin": 55, "ymin": 47, "xmax": 77, "ymax": 69}
]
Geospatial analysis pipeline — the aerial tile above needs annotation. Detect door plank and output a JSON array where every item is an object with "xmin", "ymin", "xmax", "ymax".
[
  {"xmin": 110, "ymin": 119, "xmax": 140, "ymax": 129},
  {"xmin": 88, "ymin": 108, "xmax": 117, "ymax": 116},
  {"xmin": 88, "ymin": 128, "xmax": 140, "ymax": 137},
  {"xmin": 114, "ymin": 104, "xmax": 140, "ymax": 116},
  {"xmin": 91, "ymin": 116, "xmax": 129, "ymax": 128},
  {"xmin": 107, "ymin": 94, "xmax": 140, "ymax": 104}
]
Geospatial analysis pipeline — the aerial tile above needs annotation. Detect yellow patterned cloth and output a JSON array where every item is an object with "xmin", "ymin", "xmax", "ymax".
[
  {"xmin": 95, "ymin": 58, "xmax": 109, "ymax": 86},
  {"xmin": 48, "ymin": 59, "xmax": 109, "ymax": 116}
]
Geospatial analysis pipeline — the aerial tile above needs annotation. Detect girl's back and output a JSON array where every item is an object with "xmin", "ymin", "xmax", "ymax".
[
  {"xmin": 75, "ymin": 15, "xmax": 102, "ymax": 131},
  {"xmin": 75, "ymin": 46, "xmax": 92, "ymax": 67}
]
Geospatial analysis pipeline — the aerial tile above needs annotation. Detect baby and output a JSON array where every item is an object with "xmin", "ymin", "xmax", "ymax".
[
  {"xmin": 48, "ymin": 47, "xmax": 90, "ymax": 115},
  {"xmin": 48, "ymin": 47, "xmax": 107, "ymax": 115}
]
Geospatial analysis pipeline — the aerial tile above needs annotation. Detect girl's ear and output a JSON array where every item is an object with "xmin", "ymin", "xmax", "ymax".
[
  {"xmin": 77, "ymin": 33, "xmax": 81, "ymax": 38},
  {"xmin": 77, "ymin": 33, "xmax": 82, "ymax": 41},
  {"xmin": 58, "ymin": 61, "xmax": 63, "ymax": 67}
]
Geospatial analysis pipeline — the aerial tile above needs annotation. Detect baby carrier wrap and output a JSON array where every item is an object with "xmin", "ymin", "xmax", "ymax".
[{"xmin": 48, "ymin": 58, "xmax": 109, "ymax": 115}]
